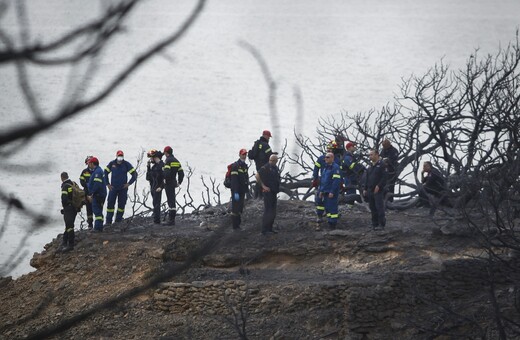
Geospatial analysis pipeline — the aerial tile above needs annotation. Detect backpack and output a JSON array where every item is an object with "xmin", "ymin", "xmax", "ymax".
[
  {"xmin": 248, "ymin": 140, "xmax": 259, "ymax": 160},
  {"xmin": 69, "ymin": 181, "xmax": 85, "ymax": 210},
  {"xmin": 223, "ymin": 163, "xmax": 233, "ymax": 189}
]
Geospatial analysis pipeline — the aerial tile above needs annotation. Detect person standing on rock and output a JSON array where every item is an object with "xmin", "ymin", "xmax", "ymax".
[
  {"xmin": 312, "ymin": 142, "xmax": 341, "ymax": 224},
  {"xmin": 230, "ymin": 148, "xmax": 249, "ymax": 230},
  {"xmin": 256, "ymin": 154, "xmax": 281, "ymax": 235},
  {"xmin": 318, "ymin": 152, "xmax": 342, "ymax": 230},
  {"xmin": 87, "ymin": 157, "xmax": 107, "ymax": 232},
  {"xmin": 146, "ymin": 149, "xmax": 165, "ymax": 224},
  {"xmin": 380, "ymin": 139, "xmax": 399, "ymax": 202},
  {"xmin": 104, "ymin": 150, "xmax": 137, "ymax": 226},
  {"xmin": 162, "ymin": 146, "xmax": 184, "ymax": 225},
  {"xmin": 60, "ymin": 172, "xmax": 77, "ymax": 252},
  {"xmin": 363, "ymin": 149, "xmax": 387, "ymax": 230},
  {"xmin": 248, "ymin": 130, "xmax": 273, "ymax": 199},
  {"xmin": 79, "ymin": 155, "xmax": 94, "ymax": 229}
]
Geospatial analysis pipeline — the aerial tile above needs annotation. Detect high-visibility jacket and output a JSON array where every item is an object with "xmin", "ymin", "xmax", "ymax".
[
  {"xmin": 163, "ymin": 155, "xmax": 184, "ymax": 186},
  {"xmin": 61, "ymin": 179, "xmax": 74, "ymax": 208},
  {"xmin": 104, "ymin": 160, "xmax": 136, "ymax": 190},
  {"xmin": 313, "ymin": 154, "xmax": 341, "ymax": 180},
  {"xmin": 319, "ymin": 162, "xmax": 342, "ymax": 195},
  {"xmin": 88, "ymin": 166, "xmax": 107, "ymax": 197},
  {"xmin": 230, "ymin": 159, "xmax": 249, "ymax": 194},
  {"xmin": 79, "ymin": 167, "xmax": 93, "ymax": 195}
]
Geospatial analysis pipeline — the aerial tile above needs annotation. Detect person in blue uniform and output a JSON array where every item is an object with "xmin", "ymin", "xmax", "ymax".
[
  {"xmin": 79, "ymin": 156, "xmax": 94, "ymax": 229},
  {"xmin": 248, "ymin": 130, "xmax": 273, "ymax": 199},
  {"xmin": 318, "ymin": 152, "xmax": 342, "ymax": 230},
  {"xmin": 104, "ymin": 150, "xmax": 137, "ymax": 226},
  {"xmin": 87, "ymin": 157, "xmax": 107, "ymax": 232},
  {"xmin": 312, "ymin": 142, "xmax": 341, "ymax": 224}
]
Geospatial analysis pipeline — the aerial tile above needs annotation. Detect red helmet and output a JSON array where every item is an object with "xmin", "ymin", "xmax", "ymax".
[
  {"xmin": 87, "ymin": 157, "xmax": 99, "ymax": 165},
  {"xmin": 239, "ymin": 148, "xmax": 247, "ymax": 156},
  {"xmin": 163, "ymin": 146, "xmax": 173, "ymax": 154}
]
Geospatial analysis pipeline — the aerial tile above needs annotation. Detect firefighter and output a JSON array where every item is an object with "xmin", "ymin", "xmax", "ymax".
[
  {"xmin": 312, "ymin": 141, "xmax": 341, "ymax": 224},
  {"xmin": 146, "ymin": 149, "xmax": 164, "ymax": 224},
  {"xmin": 248, "ymin": 130, "xmax": 273, "ymax": 198},
  {"xmin": 340, "ymin": 142, "xmax": 365, "ymax": 198},
  {"xmin": 60, "ymin": 172, "xmax": 77, "ymax": 252},
  {"xmin": 79, "ymin": 155, "xmax": 94, "ymax": 229},
  {"xmin": 86, "ymin": 157, "xmax": 107, "ymax": 232},
  {"xmin": 162, "ymin": 146, "xmax": 184, "ymax": 225},
  {"xmin": 318, "ymin": 152, "xmax": 342, "ymax": 230},
  {"xmin": 230, "ymin": 149, "xmax": 249, "ymax": 230},
  {"xmin": 104, "ymin": 150, "xmax": 137, "ymax": 226}
]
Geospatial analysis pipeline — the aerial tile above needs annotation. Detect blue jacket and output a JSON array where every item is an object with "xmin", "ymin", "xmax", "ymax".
[
  {"xmin": 104, "ymin": 160, "xmax": 137, "ymax": 190},
  {"xmin": 341, "ymin": 151, "xmax": 365, "ymax": 181},
  {"xmin": 230, "ymin": 159, "xmax": 249, "ymax": 194},
  {"xmin": 313, "ymin": 154, "xmax": 341, "ymax": 180},
  {"xmin": 88, "ymin": 166, "xmax": 107, "ymax": 197},
  {"xmin": 319, "ymin": 162, "xmax": 342, "ymax": 195}
]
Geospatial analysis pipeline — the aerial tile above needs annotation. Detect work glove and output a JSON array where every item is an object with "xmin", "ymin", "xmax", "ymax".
[
  {"xmin": 311, "ymin": 178, "xmax": 319, "ymax": 188},
  {"xmin": 233, "ymin": 193, "xmax": 240, "ymax": 201}
]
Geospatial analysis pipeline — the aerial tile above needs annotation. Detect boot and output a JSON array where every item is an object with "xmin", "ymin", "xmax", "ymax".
[{"xmin": 168, "ymin": 210, "xmax": 176, "ymax": 226}]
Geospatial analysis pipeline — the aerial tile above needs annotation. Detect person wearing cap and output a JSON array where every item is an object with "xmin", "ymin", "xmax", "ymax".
[
  {"xmin": 163, "ymin": 146, "xmax": 184, "ymax": 225},
  {"xmin": 380, "ymin": 139, "xmax": 399, "ymax": 202},
  {"xmin": 248, "ymin": 130, "xmax": 274, "ymax": 199},
  {"xmin": 312, "ymin": 141, "xmax": 341, "ymax": 224},
  {"xmin": 104, "ymin": 150, "xmax": 137, "ymax": 226},
  {"xmin": 256, "ymin": 154, "xmax": 281, "ymax": 235},
  {"xmin": 363, "ymin": 149, "xmax": 387, "ymax": 230},
  {"xmin": 79, "ymin": 156, "xmax": 94, "ymax": 229},
  {"xmin": 340, "ymin": 142, "xmax": 365, "ymax": 198},
  {"xmin": 60, "ymin": 172, "xmax": 77, "ymax": 252},
  {"xmin": 146, "ymin": 149, "xmax": 165, "ymax": 224},
  {"xmin": 87, "ymin": 156, "xmax": 107, "ymax": 232},
  {"xmin": 230, "ymin": 148, "xmax": 249, "ymax": 230}
]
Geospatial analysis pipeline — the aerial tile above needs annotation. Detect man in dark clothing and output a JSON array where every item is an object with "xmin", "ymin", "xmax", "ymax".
[
  {"xmin": 380, "ymin": 139, "xmax": 399, "ymax": 202},
  {"xmin": 60, "ymin": 172, "xmax": 77, "ymax": 252},
  {"xmin": 163, "ymin": 146, "xmax": 184, "ymax": 225},
  {"xmin": 79, "ymin": 156, "xmax": 94, "ymax": 229},
  {"xmin": 104, "ymin": 150, "xmax": 137, "ymax": 226},
  {"xmin": 419, "ymin": 161, "xmax": 451, "ymax": 208},
  {"xmin": 256, "ymin": 154, "xmax": 281, "ymax": 235},
  {"xmin": 248, "ymin": 130, "xmax": 273, "ymax": 198},
  {"xmin": 363, "ymin": 149, "xmax": 387, "ymax": 230},
  {"xmin": 230, "ymin": 149, "xmax": 249, "ymax": 230},
  {"xmin": 146, "ymin": 149, "xmax": 164, "ymax": 224},
  {"xmin": 87, "ymin": 157, "xmax": 107, "ymax": 232}
]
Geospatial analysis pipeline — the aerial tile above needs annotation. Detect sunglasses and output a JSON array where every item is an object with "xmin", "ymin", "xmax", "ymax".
[{"xmin": 325, "ymin": 156, "xmax": 332, "ymax": 159}]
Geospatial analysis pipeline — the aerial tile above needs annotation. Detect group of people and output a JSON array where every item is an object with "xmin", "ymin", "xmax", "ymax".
[
  {"xmin": 59, "ymin": 129, "xmax": 451, "ymax": 252},
  {"xmin": 59, "ymin": 147, "xmax": 184, "ymax": 252}
]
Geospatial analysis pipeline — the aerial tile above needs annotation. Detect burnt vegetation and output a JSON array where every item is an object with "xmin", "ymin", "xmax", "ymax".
[{"xmin": 1, "ymin": 0, "xmax": 520, "ymax": 338}]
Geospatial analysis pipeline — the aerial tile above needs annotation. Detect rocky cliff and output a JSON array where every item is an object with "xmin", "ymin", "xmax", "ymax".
[{"xmin": 0, "ymin": 200, "xmax": 516, "ymax": 339}]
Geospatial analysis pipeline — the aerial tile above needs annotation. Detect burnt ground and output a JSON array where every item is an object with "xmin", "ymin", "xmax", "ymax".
[{"xmin": 0, "ymin": 199, "xmax": 487, "ymax": 339}]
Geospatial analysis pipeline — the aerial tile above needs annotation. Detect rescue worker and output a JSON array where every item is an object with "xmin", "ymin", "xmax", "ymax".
[
  {"xmin": 341, "ymin": 142, "xmax": 365, "ymax": 198},
  {"xmin": 380, "ymin": 139, "xmax": 399, "ymax": 202},
  {"xmin": 318, "ymin": 152, "xmax": 342, "ymax": 230},
  {"xmin": 146, "ymin": 149, "xmax": 164, "ymax": 224},
  {"xmin": 79, "ymin": 155, "xmax": 94, "ymax": 229},
  {"xmin": 419, "ymin": 161, "xmax": 452, "ymax": 208},
  {"xmin": 312, "ymin": 141, "xmax": 341, "ymax": 224},
  {"xmin": 87, "ymin": 157, "xmax": 107, "ymax": 232},
  {"xmin": 60, "ymin": 172, "xmax": 77, "ymax": 252},
  {"xmin": 256, "ymin": 154, "xmax": 281, "ymax": 235},
  {"xmin": 230, "ymin": 148, "xmax": 249, "ymax": 230},
  {"xmin": 162, "ymin": 146, "xmax": 184, "ymax": 225},
  {"xmin": 104, "ymin": 150, "xmax": 137, "ymax": 226},
  {"xmin": 363, "ymin": 149, "xmax": 387, "ymax": 230},
  {"xmin": 248, "ymin": 130, "xmax": 273, "ymax": 198}
]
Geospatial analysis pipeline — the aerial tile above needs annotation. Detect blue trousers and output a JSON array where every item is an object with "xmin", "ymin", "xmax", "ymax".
[
  {"xmin": 106, "ymin": 188, "xmax": 128, "ymax": 223},
  {"xmin": 315, "ymin": 192, "xmax": 325, "ymax": 217},
  {"xmin": 92, "ymin": 194, "xmax": 106, "ymax": 230},
  {"xmin": 323, "ymin": 193, "xmax": 339, "ymax": 226}
]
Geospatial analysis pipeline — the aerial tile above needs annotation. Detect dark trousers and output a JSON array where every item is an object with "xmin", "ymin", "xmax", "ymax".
[
  {"xmin": 368, "ymin": 191, "xmax": 386, "ymax": 228},
  {"xmin": 164, "ymin": 184, "xmax": 177, "ymax": 223},
  {"xmin": 63, "ymin": 205, "xmax": 77, "ymax": 247},
  {"xmin": 231, "ymin": 193, "xmax": 245, "ymax": 229},
  {"xmin": 152, "ymin": 189, "xmax": 162, "ymax": 223},
  {"xmin": 262, "ymin": 192, "xmax": 277, "ymax": 232},
  {"xmin": 387, "ymin": 173, "xmax": 396, "ymax": 202},
  {"xmin": 106, "ymin": 188, "xmax": 128, "ymax": 223},
  {"xmin": 92, "ymin": 195, "xmax": 106, "ymax": 230},
  {"xmin": 84, "ymin": 200, "xmax": 93, "ymax": 227}
]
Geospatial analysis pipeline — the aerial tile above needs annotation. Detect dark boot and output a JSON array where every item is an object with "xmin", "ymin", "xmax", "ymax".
[
  {"xmin": 232, "ymin": 214, "xmax": 241, "ymax": 229},
  {"xmin": 68, "ymin": 230, "xmax": 75, "ymax": 250},
  {"xmin": 168, "ymin": 210, "xmax": 176, "ymax": 226}
]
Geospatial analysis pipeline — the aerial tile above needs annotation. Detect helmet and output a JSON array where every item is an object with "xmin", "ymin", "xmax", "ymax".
[
  {"xmin": 147, "ymin": 149, "xmax": 158, "ymax": 158},
  {"xmin": 84, "ymin": 155, "xmax": 93, "ymax": 165},
  {"xmin": 163, "ymin": 146, "xmax": 173, "ymax": 154},
  {"xmin": 87, "ymin": 157, "xmax": 99, "ymax": 165},
  {"xmin": 239, "ymin": 148, "xmax": 247, "ymax": 156},
  {"xmin": 326, "ymin": 141, "xmax": 338, "ymax": 151}
]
